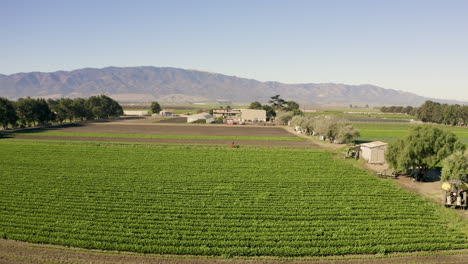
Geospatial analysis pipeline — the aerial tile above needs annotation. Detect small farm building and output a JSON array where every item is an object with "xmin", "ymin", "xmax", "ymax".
[
  {"xmin": 187, "ymin": 113, "xmax": 214, "ymax": 123},
  {"xmin": 160, "ymin": 111, "xmax": 173, "ymax": 117},
  {"xmin": 213, "ymin": 109, "xmax": 241, "ymax": 120},
  {"xmin": 360, "ymin": 141, "xmax": 388, "ymax": 164},
  {"xmin": 123, "ymin": 110, "xmax": 149, "ymax": 116},
  {"xmin": 212, "ymin": 109, "xmax": 266, "ymax": 123}
]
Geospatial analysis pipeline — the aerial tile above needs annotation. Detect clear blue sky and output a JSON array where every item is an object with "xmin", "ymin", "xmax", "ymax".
[{"xmin": 2, "ymin": 0, "xmax": 468, "ymax": 101}]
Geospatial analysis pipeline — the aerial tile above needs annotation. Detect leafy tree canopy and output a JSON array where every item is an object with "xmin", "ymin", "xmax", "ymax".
[
  {"xmin": 386, "ymin": 125, "xmax": 466, "ymax": 179},
  {"xmin": 249, "ymin": 101, "xmax": 262, "ymax": 110},
  {"xmin": 262, "ymin": 105, "xmax": 276, "ymax": 121},
  {"xmin": 0, "ymin": 97, "xmax": 18, "ymax": 129},
  {"xmin": 150, "ymin": 101, "xmax": 161, "ymax": 114},
  {"xmin": 269, "ymin": 95, "xmax": 287, "ymax": 110},
  {"xmin": 442, "ymin": 150, "xmax": 468, "ymax": 183}
]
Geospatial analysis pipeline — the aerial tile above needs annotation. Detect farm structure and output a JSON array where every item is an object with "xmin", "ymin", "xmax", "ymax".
[
  {"xmin": 123, "ymin": 110, "xmax": 149, "ymax": 116},
  {"xmin": 213, "ymin": 109, "xmax": 241, "ymax": 120},
  {"xmin": 159, "ymin": 111, "xmax": 173, "ymax": 117},
  {"xmin": 187, "ymin": 113, "xmax": 214, "ymax": 123},
  {"xmin": 239, "ymin": 109, "xmax": 266, "ymax": 123},
  {"xmin": 360, "ymin": 141, "xmax": 388, "ymax": 164},
  {"xmin": 213, "ymin": 109, "xmax": 266, "ymax": 123}
]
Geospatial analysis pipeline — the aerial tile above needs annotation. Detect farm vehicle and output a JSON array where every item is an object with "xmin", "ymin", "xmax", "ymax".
[
  {"xmin": 344, "ymin": 145, "xmax": 360, "ymax": 159},
  {"xmin": 442, "ymin": 180, "xmax": 467, "ymax": 209}
]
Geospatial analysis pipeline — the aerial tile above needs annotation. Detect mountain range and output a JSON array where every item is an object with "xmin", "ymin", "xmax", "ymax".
[{"xmin": 0, "ymin": 66, "xmax": 465, "ymax": 106}]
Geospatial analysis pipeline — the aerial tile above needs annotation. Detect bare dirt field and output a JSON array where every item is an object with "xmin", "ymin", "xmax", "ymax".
[
  {"xmin": 11, "ymin": 118, "xmax": 316, "ymax": 147},
  {"xmin": 18, "ymin": 117, "xmax": 298, "ymax": 137},
  {"xmin": 1, "ymin": 239, "xmax": 467, "ymax": 264}
]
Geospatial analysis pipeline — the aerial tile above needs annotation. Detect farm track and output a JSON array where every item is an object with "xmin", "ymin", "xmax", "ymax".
[{"xmin": 1, "ymin": 240, "xmax": 468, "ymax": 264}]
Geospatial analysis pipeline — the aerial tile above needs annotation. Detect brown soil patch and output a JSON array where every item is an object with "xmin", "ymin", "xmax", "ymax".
[
  {"xmin": 1, "ymin": 239, "xmax": 467, "ymax": 264},
  {"xmin": 19, "ymin": 118, "xmax": 296, "ymax": 137}
]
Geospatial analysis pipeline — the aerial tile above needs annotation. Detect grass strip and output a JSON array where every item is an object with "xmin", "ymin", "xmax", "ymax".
[{"xmin": 14, "ymin": 131, "xmax": 305, "ymax": 141}]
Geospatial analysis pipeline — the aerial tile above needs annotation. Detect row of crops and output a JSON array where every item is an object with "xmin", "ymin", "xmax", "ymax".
[
  {"xmin": 0, "ymin": 140, "xmax": 467, "ymax": 256},
  {"xmin": 353, "ymin": 122, "xmax": 468, "ymax": 144}
]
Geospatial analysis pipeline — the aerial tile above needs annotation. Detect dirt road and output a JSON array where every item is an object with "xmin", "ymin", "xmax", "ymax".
[{"xmin": 1, "ymin": 239, "xmax": 467, "ymax": 264}]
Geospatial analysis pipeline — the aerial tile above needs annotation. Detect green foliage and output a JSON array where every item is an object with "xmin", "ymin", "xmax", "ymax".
[
  {"xmin": 293, "ymin": 115, "xmax": 360, "ymax": 143},
  {"xmin": 0, "ymin": 140, "xmax": 467, "ymax": 256},
  {"xmin": 0, "ymin": 97, "xmax": 18, "ymax": 129},
  {"xmin": 284, "ymin": 101, "xmax": 300, "ymax": 112},
  {"xmin": 352, "ymin": 122, "xmax": 468, "ymax": 144},
  {"xmin": 442, "ymin": 151, "xmax": 468, "ymax": 182},
  {"xmin": 291, "ymin": 109, "xmax": 304, "ymax": 116},
  {"xmin": 261, "ymin": 105, "xmax": 276, "ymax": 121},
  {"xmin": 416, "ymin": 100, "xmax": 468, "ymax": 126},
  {"xmin": 380, "ymin": 105, "xmax": 415, "ymax": 115},
  {"xmin": 275, "ymin": 111, "xmax": 294, "ymax": 125},
  {"xmin": 85, "ymin": 95, "xmax": 123, "ymax": 119},
  {"xmin": 150, "ymin": 101, "xmax": 161, "ymax": 114},
  {"xmin": 249, "ymin": 101, "xmax": 262, "ymax": 110},
  {"xmin": 268, "ymin": 95, "xmax": 287, "ymax": 110},
  {"xmin": 2, "ymin": 96, "xmax": 123, "ymax": 127},
  {"xmin": 47, "ymin": 98, "xmax": 75, "ymax": 123},
  {"xmin": 16, "ymin": 97, "xmax": 53, "ymax": 126},
  {"xmin": 336, "ymin": 123, "xmax": 361, "ymax": 144},
  {"xmin": 386, "ymin": 125, "xmax": 466, "ymax": 178}
]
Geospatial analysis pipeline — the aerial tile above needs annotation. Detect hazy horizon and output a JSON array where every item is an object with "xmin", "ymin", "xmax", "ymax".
[{"xmin": 2, "ymin": 0, "xmax": 468, "ymax": 101}]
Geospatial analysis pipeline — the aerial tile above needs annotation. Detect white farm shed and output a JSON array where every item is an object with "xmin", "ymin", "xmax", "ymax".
[
  {"xmin": 187, "ymin": 113, "xmax": 214, "ymax": 123},
  {"xmin": 360, "ymin": 141, "xmax": 388, "ymax": 164},
  {"xmin": 123, "ymin": 110, "xmax": 149, "ymax": 116}
]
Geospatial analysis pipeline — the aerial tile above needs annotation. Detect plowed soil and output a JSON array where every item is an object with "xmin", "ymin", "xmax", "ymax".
[
  {"xmin": 11, "ymin": 118, "xmax": 315, "ymax": 147},
  {"xmin": 1, "ymin": 239, "xmax": 467, "ymax": 264}
]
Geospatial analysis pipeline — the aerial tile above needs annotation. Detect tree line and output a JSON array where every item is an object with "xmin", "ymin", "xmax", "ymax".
[
  {"xmin": 290, "ymin": 115, "xmax": 360, "ymax": 144},
  {"xmin": 415, "ymin": 101, "xmax": 468, "ymax": 126},
  {"xmin": 380, "ymin": 101, "xmax": 468, "ymax": 126},
  {"xmin": 0, "ymin": 95, "xmax": 123, "ymax": 129},
  {"xmin": 380, "ymin": 105, "xmax": 415, "ymax": 115}
]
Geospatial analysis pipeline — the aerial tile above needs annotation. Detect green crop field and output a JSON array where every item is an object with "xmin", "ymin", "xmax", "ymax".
[
  {"xmin": 1, "ymin": 139, "xmax": 467, "ymax": 257},
  {"xmin": 305, "ymin": 111, "xmax": 415, "ymax": 120},
  {"xmin": 11, "ymin": 131, "xmax": 304, "ymax": 141},
  {"xmin": 353, "ymin": 122, "xmax": 468, "ymax": 144}
]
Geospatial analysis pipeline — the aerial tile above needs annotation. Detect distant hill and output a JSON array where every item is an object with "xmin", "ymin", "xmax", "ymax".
[{"xmin": 0, "ymin": 66, "xmax": 465, "ymax": 106}]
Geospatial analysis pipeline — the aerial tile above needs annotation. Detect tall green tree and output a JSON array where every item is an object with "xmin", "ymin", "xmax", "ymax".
[
  {"xmin": 85, "ymin": 95, "xmax": 123, "ymax": 119},
  {"xmin": 386, "ymin": 125, "xmax": 466, "ymax": 180},
  {"xmin": 442, "ymin": 150, "xmax": 468, "ymax": 182},
  {"xmin": 262, "ymin": 105, "xmax": 276, "ymax": 121},
  {"xmin": 0, "ymin": 97, "xmax": 18, "ymax": 129},
  {"xmin": 71, "ymin": 98, "xmax": 90, "ymax": 120},
  {"xmin": 269, "ymin": 95, "xmax": 287, "ymax": 110},
  {"xmin": 150, "ymin": 101, "xmax": 161, "ymax": 114},
  {"xmin": 34, "ymin": 98, "xmax": 54, "ymax": 124},
  {"xmin": 248, "ymin": 101, "xmax": 262, "ymax": 110},
  {"xmin": 16, "ymin": 97, "xmax": 53, "ymax": 126}
]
